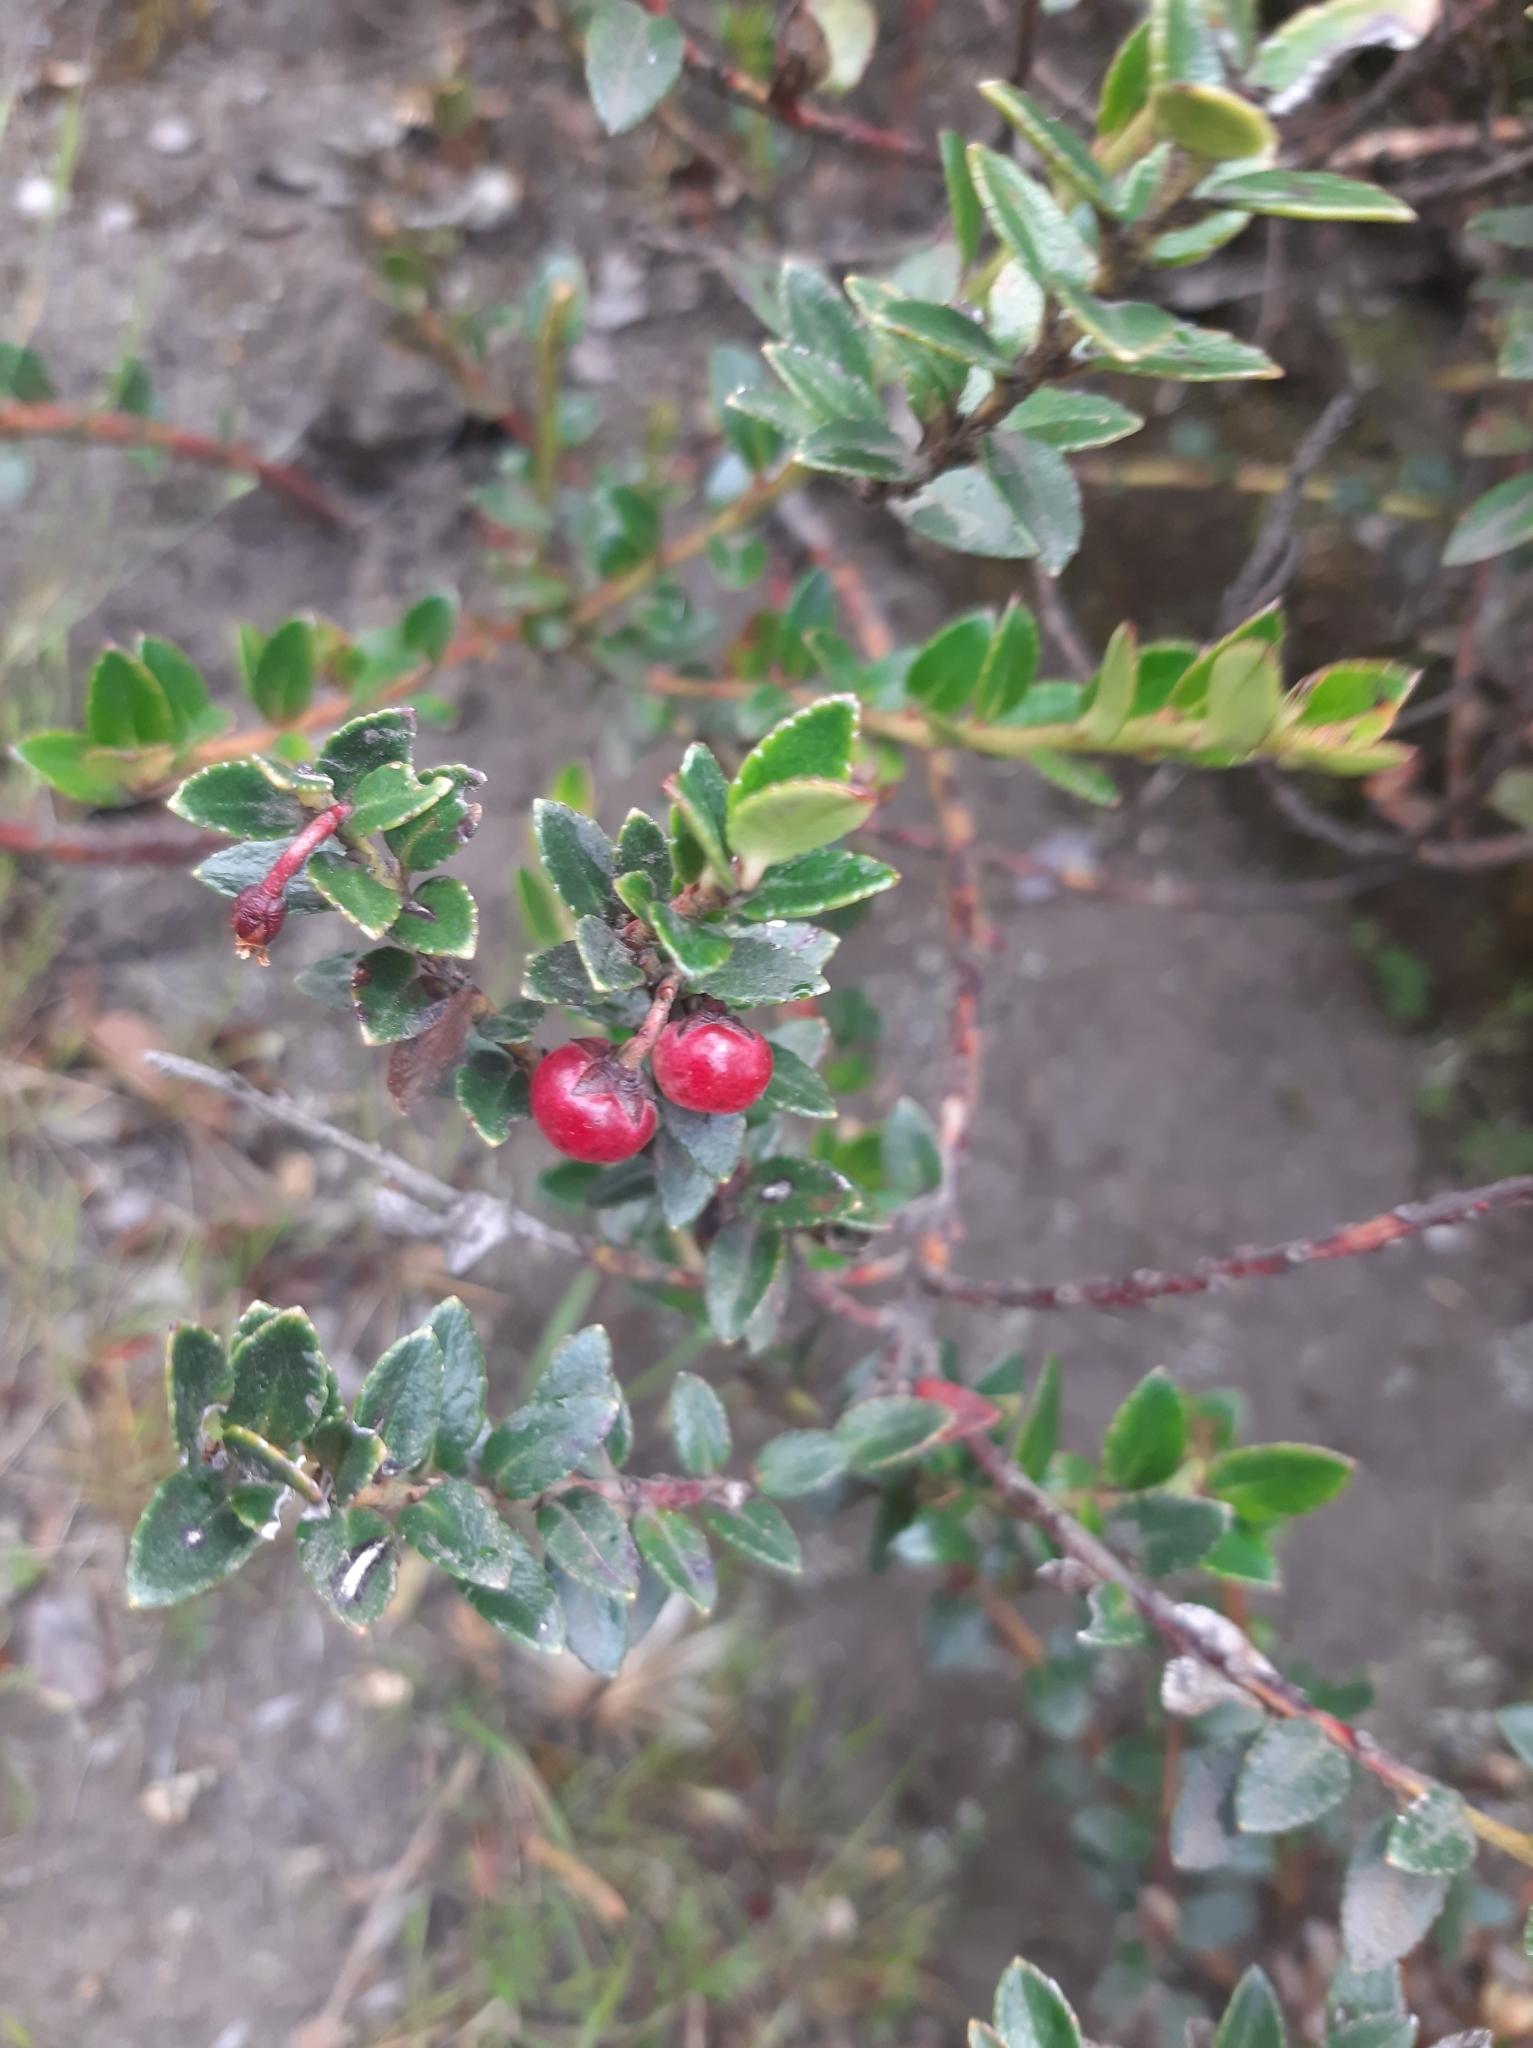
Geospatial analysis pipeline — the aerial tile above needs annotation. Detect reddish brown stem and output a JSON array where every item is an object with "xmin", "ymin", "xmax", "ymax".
[
  {"xmin": 0, "ymin": 815, "xmax": 225, "ymax": 866},
  {"xmin": 615, "ymin": 971, "xmax": 682, "ymax": 1072},
  {"xmin": 0, "ymin": 403, "xmax": 346, "ymax": 525},
  {"xmin": 672, "ymin": 23, "xmax": 934, "ymax": 162},
  {"xmin": 916, "ymin": 1174, "xmax": 1533, "ymax": 1310}
]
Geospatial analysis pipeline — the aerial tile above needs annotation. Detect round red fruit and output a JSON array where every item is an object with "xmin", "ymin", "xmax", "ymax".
[
  {"xmin": 652, "ymin": 1014, "xmax": 774, "ymax": 1115},
  {"xmin": 531, "ymin": 1039, "xmax": 658, "ymax": 1164}
]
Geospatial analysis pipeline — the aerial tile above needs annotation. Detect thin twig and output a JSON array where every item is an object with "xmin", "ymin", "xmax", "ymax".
[
  {"xmin": 961, "ymin": 1431, "xmax": 1533, "ymax": 1869},
  {"xmin": 1300, "ymin": 0, "xmax": 1508, "ymax": 167},
  {"xmin": 1219, "ymin": 388, "xmax": 1358, "ymax": 633},
  {"xmin": 673, "ymin": 24, "xmax": 936, "ymax": 163},
  {"xmin": 1401, "ymin": 139, "xmax": 1533, "ymax": 203},
  {"xmin": 0, "ymin": 403, "xmax": 346, "ymax": 526},
  {"xmin": 1329, "ymin": 115, "xmax": 1530, "ymax": 171},
  {"xmin": 914, "ymin": 1173, "xmax": 1533, "ymax": 1310},
  {"xmin": 0, "ymin": 815, "xmax": 224, "ymax": 866},
  {"xmin": 1031, "ymin": 566, "xmax": 1094, "ymax": 683},
  {"xmin": 1010, "ymin": 0, "xmax": 1042, "ymax": 89},
  {"xmin": 917, "ymin": 751, "xmax": 984, "ymax": 1275}
]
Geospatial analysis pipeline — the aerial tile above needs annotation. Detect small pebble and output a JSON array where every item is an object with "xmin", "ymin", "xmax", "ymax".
[
  {"xmin": 13, "ymin": 174, "xmax": 60, "ymax": 220},
  {"xmin": 456, "ymin": 163, "xmax": 520, "ymax": 232},
  {"xmin": 148, "ymin": 114, "xmax": 198, "ymax": 157}
]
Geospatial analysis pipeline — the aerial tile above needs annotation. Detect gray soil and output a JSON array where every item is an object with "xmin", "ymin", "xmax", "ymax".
[{"xmin": 2, "ymin": 4, "xmax": 1530, "ymax": 2046}]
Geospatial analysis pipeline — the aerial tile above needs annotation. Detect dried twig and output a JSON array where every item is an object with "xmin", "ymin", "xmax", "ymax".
[
  {"xmin": 914, "ymin": 1172, "xmax": 1533, "ymax": 1310},
  {"xmin": 961, "ymin": 1430, "xmax": 1533, "ymax": 1868},
  {"xmin": 1219, "ymin": 388, "xmax": 1359, "ymax": 633},
  {"xmin": 1401, "ymin": 139, "xmax": 1533, "ymax": 204},
  {"xmin": 0, "ymin": 403, "xmax": 346, "ymax": 526}
]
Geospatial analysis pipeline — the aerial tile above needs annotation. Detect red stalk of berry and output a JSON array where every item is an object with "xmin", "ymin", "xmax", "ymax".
[{"xmin": 231, "ymin": 801, "xmax": 353, "ymax": 963}]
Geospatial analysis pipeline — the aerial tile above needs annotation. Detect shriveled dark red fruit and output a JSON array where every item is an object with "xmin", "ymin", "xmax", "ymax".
[
  {"xmin": 652, "ymin": 1013, "xmax": 774, "ymax": 1115},
  {"xmin": 531, "ymin": 1038, "xmax": 658, "ymax": 1163},
  {"xmin": 231, "ymin": 884, "xmax": 286, "ymax": 963}
]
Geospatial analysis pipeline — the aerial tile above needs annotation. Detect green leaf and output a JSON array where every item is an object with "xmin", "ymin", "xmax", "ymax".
[
  {"xmin": 0, "ymin": 341, "xmax": 54, "ymax": 401},
  {"xmin": 1150, "ymin": 0, "xmax": 1222, "ymax": 86},
  {"xmin": 1209, "ymin": 1443, "xmax": 1353, "ymax": 1522},
  {"xmin": 764, "ymin": 343, "xmax": 885, "ymax": 426},
  {"xmin": 727, "ymin": 778, "xmax": 876, "ymax": 882},
  {"xmin": 1029, "ymin": 750, "xmax": 1120, "ymax": 806},
  {"xmin": 534, "ymin": 798, "xmax": 615, "ymax": 916},
  {"xmin": 981, "ymin": 82, "xmax": 1109, "ymax": 203},
  {"xmin": 725, "ymin": 382, "xmax": 813, "ymax": 443},
  {"xmin": 297, "ymin": 1506, "xmax": 397, "ymax": 1629},
  {"xmin": 882, "ymin": 1096, "xmax": 942, "ymax": 1200},
  {"xmin": 614, "ymin": 807, "xmax": 674, "ymax": 897},
  {"xmin": 1342, "ymin": 1819, "xmax": 1450, "ymax": 1970},
  {"xmin": 779, "ymin": 261, "xmax": 876, "ymax": 385},
  {"xmin": 701, "ymin": 1498, "xmax": 802, "ymax": 1575},
  {"xmin": 85, "ymin": 647, "xmax": 173, "ymax": 749},
  {"xmin": 584, "ymin": 0, "xmax": 683, "ymax": 133},
  {"xmin": 1247, "ymin": 0, "xmax": 1437, "ymax": 114},
  {"xmin": 1017, "ymin": 1354, "xmax": 1061, "ymax": 1480},
  {"xmin": 479, "ymin": 1000, "xmax": 546, "ymax": 1044},
  {"xmin": 1212, "ymin": 1967, "xmax": 1285, "ymax": 2048},
  {"xmin": 1207, "ymin": 642, "xmax": 1281, "ymax": 755},
  {"xmin": 1469, "ymin": 206, "xmax": 1533, "ymax": 249},
  {"xmin": 907, "ymin": 610, "xmax": 994, "ymax": 716},
  {"xmin": 968, "ymin": 602, "xmax": 1039, "ymax": 722},
  {"xmin": 228, "ymin": 1480, "xmax": 286, "ymax": 1532},
  {"xmin": 1079, "ymin": 1581, "xmax": 1154, "ymax": 1647},
  {"xmin": 1204, "ymin": 1526, "xmax": 1281, "ymax": 1584},
  {"xmin": 392, "ymin": 875, "xmax": 478, "ymax": 958},
  {"xmin": 1443, "ymin": 475, "xmax": 1533, "ymax": 566},
  {"xmin": 991, "ymin": 1957, "xmax": 1084, "ymax": 2048},
  {"xmin": 248, "ymin": 618, "xmax": 316, "ymax": 723},
  {"xmin": 127, "ymin": 1470, "xmax": 263, "ymax": 1607},
  {"xmin": 537, "ymin": 1490, "xmax": 639, "ymax": 1597},
  {"xmin": 1101, "ymin": 1367, "xmax": 1186, "ymax": 1489},
  {"xmin": 1237, "ymin": 1718, "xmax": 1352, "ymax": 1831},
  {"xmin": 1108, "ymin": 1491, "xmax": 1230, "ymax": 1575},
  {"xmin": 1498, "ymin": 1703, "xmax": 1533, "ymax": 1771},
  {"xmin": 464, "ymin": 1555, "xmax": 566, "ymax": 1654},
  {"xmin": 14, "ymin": 732, "xmax": 136, "ymax": 808},
  {"xmin": 705, "ymin": 1220, "xmax": 781, "ymax": 1341},
  {"xmin": 743, "ymin": 1154, "xmax": 861, "ymax": 1227},
  {"xmin": 1386, "ymin": 1788, "xmax": 1475, "ymax": 1876},
  {"xmin": 941, "ymin": 128, "xmax": 982, "ymax": 265},
  {"xmin": 660, "ymin": 1098, "xmax": 746, "ymax": 1179},
  {"xmin": 966, "ymin": 145, "xmax": 1097, "ymax": 288},
  {"xmin": 1085, "ymin": 622, "xmax": 1140, "ymax": 745},
  {"xmin": 484, "ymin": 1394, "xmax": 619, "ymax": 1497},
  {"xmin": 170, "ymin": 759, "xmax": 310, "ymax": 838},
  {"xmin": 139, "ymin": 638, "xmax": 225, "ymax": 744},
  {"xmin": 1003, "ymin": 390, "xmax": 1143, "ymax": 453},
  {"xmin": 535, "ymin": 1324, "xmax": 617, "ymax": 1402},
  {"xmin": 166, "ymin": 1324, "xmax": 233, "ymax": 1459},
  {"xmin": 1095, "ymin": 320, "xmax": 1281, "ymax": 381},
  {"xmin": 648, "ymin": 901, "xmax": 733, "ymax": 981},
  {"xmin": 308, "ymin": 851, "xmax": 403, "ymax": 939},
  {"xmin": 351, "ymin": 946, "xmax": 437, "ymax": 1044},
  {"xmin": 1098, "ymin": 21, "xmax": 1151, "ymax": 136},
  {"xmin": 1155, "ymin": 82, "xmax": 1277, "ymax": 158},
  {"xmin": 523, "ymin": 939, "xmax": 599, "ymax": 1009},
  {"xmin": 1149, "ymin": 210, "xmax": 1254, "ymax": 267},
  {"xmin": 712, "ymin": 344, "xmax": 784, "ymax": 472},
  {"xmin": 655, "ymin": 1130, "xmax": 715, "ymax": 1227},
  {"xmin": 754, "ymin": 1430, "xmax": 850, "ymax": 1497},
  {"xmin": 1056, "ymin": 288, "xmax": 1178, "ymax": 364},
  {"xmin": 734, "ymin": 696, "xmax": 857, "ymax": 797},
  {"xmin": 796, "ymin": 418, "xmax": 909, "ymax": 482},
  {"xmin": 316, "ymin": 709, "xmax": 417, "ymax": 798},
  {"xmin": 873, "ymin": 299, "xmax": 1016, "ymax": 373},
  {"xmin": 331, "ymin": 1426, "xmax": 387, "ymax": 1505},
  {"xmin": 398, "ymin": 1476, "xmax": 521, "ymax": 1587},
  {"xmin": 225, "ymin": 1305, "xmax": 328, "ymax": 1448},
  {"xmin": 575, "ymin": 913, "xmax": 645, "ymax": 992},
  {"xmin": 427, "ymin": 1297, "xmax": 486, "ymax": 1475},
  {"xmin": 668, "ymin": 1371, "xmax": 731, "ymax": 1475},
  {"xmin": 633, "ymin": 1506, "xmax": 716, "ymax": 1613},
  {"xmin": 456, "ymin": 1048, "xmax": 532, "ymax": 1144},
  {"xmin": 354, "ymin": 1325, "xmax": 444, "ymax": 1472},
  {"xmin": 402, "ymin": 591, "xmax": 457, "ymax": 663},
  {"xmin": 1196, "ymin": 167, "xmax": 1414, "ymax": 223},
  {"xmin": 736, "ymin": 847, "xmax": 897, "ymax": 920},
  {"xmin": 894, "ymin": 464, "xmax": 1040, "ymax": 559},
  {"xmin": 348, "ymin": 761, "xmax": 452, "ymax": 838},
  {"xmin": 836, "ymin": 1396, "xmax": 948, "ymax": 1476},
  {"xmin": 759, "ymin": 1041, "xmax": 835, "ymax": 1119},
  {"xmin": 698, "ymin": 929, "xmax": 836, "ymax": 1004},
  {"xmin": 985, "ymin": 261, "xmax": 1046, "ymax": 355},
  {"xmin": 667, "ymin": 742, "xmax": 734, "ymax": 886}
]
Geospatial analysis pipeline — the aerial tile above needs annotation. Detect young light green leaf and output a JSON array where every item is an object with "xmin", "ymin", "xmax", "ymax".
[
  {"xmin": 139, "ymin": 638, "xmax": 226, "ymax": 744},
  {"xmin": 354, "ymin": 1325, "xmax": 444, "ymax": 1471},
  {"xmin": 1098, "ymin": 21, "xmax": 1150, "ymax": 136},
  {"xmin": 668, "ymin": 1371, "xmax": 732, "ymax": 1475},
  {"xmin": 397, "ymin": 1476, "xmax": 522, "ymax": 1588},
  {"xmin": 1443, "ymin": 475, "xmax": 1533, "ymax": 566},
  {"xmin": 701, "ymin": 1498, "xmax": 802, "ymax": 1575},
  {"xmin": 1386, "ymin": 1788, "xmax": 1475, "ymax": 1876},
  {"xmin": 973, "ymin": 602, "xmax": 1041, "ymax": 721},
  {"xmin": 1085, "ymin": 623, "xmax": 1140, "ymax": 746},
  {"xmin": 1017, "ymin": 1354, "xmax": 1060, "ymax": 1480},
  {"xmin": 754, "ymin": 1430, "xmax": 851, "ymax": 1497},
  {"xmin": 1207, "ymin": 642, "xmax": 1281, "ymax": 755},
  {"xmin": 733, "ymin": 696, "xmax": 858, "ymax": 797},
  {"xmin": 297, "ymin": 1506, "xmax": 397, "ymax": 1630},
  {"xmin": 966, "ymin": 145, "xmax": 1097, "ymax": 288},
  {"xmin": 1149, "ymin": 0, "xmax": 1222, "ymax": 86},
  {"xmin": 980, "ymin": 82, "xmax": 1109, "ymax": 203},
  {"xmin": 1237, "ymin": 1718, "xmax": 1352, "ymax": 1832},
  {"xmin": 907, "ymin": 610, "xmax": 995, "ymax": 716},
  {"xmin": 1029, "ymin": 750, "xmax": 1120, "ymax": 806},
  {"xmin": 584, "ymin": 0, "xmax": 684, "ymax": 134},
  {"xmin": 166, "ymin": 1324, "xmax": 233, "ymax": 1459},
  {"xmin": 1100, "ymin": 1367, "xmax": 1186, "ymax": 1490},
  {"xmin": 941, "ymin": 128, "xmax": 982, "ymax": 265},
  {"xmin": 1209, "ymin": 1443, "xmax": 1353, "ymax": 1521},
  {"xmin": 14, "ymin": 733, "xmax": 137, "ymax": 808},
  {"xmin": 734, "ymin": 847, "xmax": 897, "ymax": 921},
  {"xmin": 225, "ymin": 1306, "xmax": 328, "ymax": 1449},
  {"xmin": 634, "ymin": 1506, "xmax": 718, "ymax": 1612},
  {"xmin": 86, "ymin": 647, "xmax": 174, "ymax": 749},
  {"xmin": 127, "ymin": 1470, "xmax": 262, "ymax": 1608},
  {"xmin": 727, "ymin": 778, "xmax": 875, "ymax": 882},
  {"xmin": 1003, "ymin": 390, "xmax": 1144, "ymax": 453},
  {"xmin": 308, "ymin": 851, "xmax": 403, "ymax": 939},
  {"xmin": 1212, "ymin": 1967, "xmax": 1285, "ymax": 2048},
  {"xmin": 249, "ymin": 618, "xmax": 316, "ymax": 724},
  {"xmin": 991, "ymin": 1957, "xmax": 1084, "ymax": 2048},
  {"xmin": 534, "ymin": 799, "xmax": 615, "ymax": 916},
  {"xmin": 1195, "ymin": 167, "xmax": 1414, "ymax": 223},
  {"xmin": 1156, "ymin": 82, "xmax": 1277, "ymax": 158}
]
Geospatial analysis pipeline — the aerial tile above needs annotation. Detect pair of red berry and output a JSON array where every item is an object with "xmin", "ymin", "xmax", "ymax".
[{"xmin": 530, "ymin": 1012, "xmax": 774, "ymax": 1164}]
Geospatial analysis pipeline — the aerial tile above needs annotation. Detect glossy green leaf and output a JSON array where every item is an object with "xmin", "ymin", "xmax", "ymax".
[
  {"xmin": 308, "ymin": 851, "xmax": 403, "ymax": 938},
  {"xmin": 139, "ymin": 638, "xmax": 225, "ymax": 744},
  {"xmin": 633, "ymin": 1506, "xmax": 716, "ymax": 1613},
  {"xmin": 649, "ymin": 900, "xmax": 734, "ymax": 980},
  {"xmin": 796, "ymin": 418, "xmax": 909, "ymax": 482},
  {"xmin": 873, "ymin": 298, "xmax": 1015, "ymax": 372},
  {"xmin": 894, "ymin": 463, "xmax": 1040, "ymax": 559},
  {"xmin": 735, "ymin": 847, "xmax": 897, "ymax": 920},
  {"xmin": 391, "ymin": 875, "xmax": 477, "ymax": 958},
  {"xmin": 981, "ymin": 82, "xmax": 1109, "ymax": 203},
  {"xmin": 522, "ymin": 939, "xmax": 600, "ymax": 1009},
  {"xmin": 224, "ymin": 1305, "xmax": 328, "ymax": 1449},
  {"xmin": 1150, "ymin": 0, "xmax": 1222, "ymax": 86},
  {"xmin": 1003, "ymin": 390, "xmax": 1143, "ymax": 453},
  {"xmin": 991, "ymin": 1956, "xmax": 1084, "ymax": 2048},
  {"xmin": 966, "ymin": 144, "xmax": 1097, "ymax": 288},
  {"xmin": 941, "ymin": 128, "xmax": 982, "ymax": 265},
  {"xmin": 972, "ymin": 602, "xmax": 1041, "ymax": 722},
  {"xmin": 1101, "ymin": 1367, "xmax": 1186, "ymax": 1489},
  {"xmin": 779, "ymin": 261, "xmax": 875, "ymax": 384},
  {"xmin": 533, "ymin": 799, "xmax": 615, "ymax": 916},
  {"xmin": 734, "ymin": 696, "xmax": 857, "ymax": 797},
  {"xmin": 983, "ymin": 436, "xmax": 1083, "ymax": 575},
  {"xmin": 1237, "ymin": 1718, "xmax": 1352, "ymax": 1831},
  {"xmin": 1209, "ymin": 1443, "xmax": 1353, "ymax": 1521},
  {"xmin": 1108, "ymin": 1491, "xmax": 1230, "ymax": 1575},
  {"xmin": 456, "ymin": 1047, "xmax": 532, "ymax": 1144},
  {"xmin": 1196, "ymin": 167, "xmax": 1414, "ymax": 223},
  {"xmin": 537, "ymin": 1490, "xmax": 639, "ymax": 1597},
  {"xmin": 1085, "ymin": 622, "xmax": 1140, "ymax": 745},
  {"xmin": 1204, "ymin": 1526, "xmax": 1281, "ymax": 1584},
  {"xmin": 397, "ymin": 1480, "xmax": 522, "ymax": 1590},
  {"xmin": 248, "ymin": 618, "xmax": 316, "ymax": 723},
  {"xmin": 654, "ymin": 1129, "xmax": 714, "ymax": 1227},
  {"xmin": 347, "ymin": 761, "xmax": 452, "ymax": 838},
  {"xmin": 667, "ymin": 742, "xmax": 733, "ymax": 886},
  {"xmin": 169, "ymin": 759, "xmax": 309, "ymax": 838},
  {"xmin": 754, "ymin": 1430, "xmax": 850, "ymax": 1497},
  {"xmin": 1149, "ymin": 209, "xmax": 1254, "ymax": 266},
  {"xmin": 427, "ymin": 1297, "xmax": 487, "ymax": 1475},
  {"xmin": 465, "ymin": 1554, "xmax": 566, "ymax": 1654},
  {"xmin": 297, "ymin": 1506, "xmax": 397, "ymax": 1629},
  {"xmin": 1386, "ymin": 1788, "xmax": 1475, "ymax": 1876},
  {"xmin": 1094, "ymin": 321, "xmax": 1281, "ymax": 381},
  {"xmin": 837, "ymin": 1395, "xmax": 948, "ymax": 1476},
  {"xmin": 1056, "ymin": 288, "xmax": 1178, "ymax": 363},
  {"xmin": 1443, "ymin": 474, "xmax": 1533, "ymax": 566},
  {"xmin": 484, "ymin": 1393, "xmax": 619, "ymax": 1497},
  {"xmin": 354, "ymin": 1325, "xmax": 443, "ymax": 1471},
  {"xmin": 668, "ymin": 1371, "xmax": 732, "ymax": 1475},
  {"xmin": 166, "ymin": 1324, "xmax": 233, "ymax": 1459},
  {"xmin": 695, "ymin": 926, "xmax": 836, "ymax": 1004},
  {"xmin": 701, "ymin": 1497, "xmax": 802, "ymax": 1575},
  {"xmin": 1155, "ymin": 82, "xmax": 1276, "ymax": 158},
  {"xmin": 759, "ymin": 1041, "xmax": 835, "ymax": 1119},
  {"xmin": 614, "ymin": 807, "xmax": 673, "ymax": 897},
  {"xmin": 573, "ymin": 913, "xmax": 644, "ymax": 992},
  {"xmin": 907, "ymin": 610, "xmax": 994, "ymax": 716},
  {"xmin": 585, "ymin": 0, "xmax": 683, "ymax": 133},
  {"xmin": 126, "ymin": 1470, "xmax": 262, "ymax": 1608},
  {"xmin": 316, "ymin": 709, "xmax": 416, "ymax": 798},
  {"xmin": 705, "ymin": 1219, "xmax": 780, "ymax": 1341},
  {"xmin": 743, "ymin": 1154, "xmax": 861, "ymax": 1227},
  {"xmin": 1098, "ymin": 21, "xmax": 1151, "ymax": 136},
  {"xmin": 1212, "ymin": 1967, "xmax": 1285, "ymax": 2048},
  {"xmin": 1017, "ymin": 1354, "xmax": 1061, "ymax": 1480}
]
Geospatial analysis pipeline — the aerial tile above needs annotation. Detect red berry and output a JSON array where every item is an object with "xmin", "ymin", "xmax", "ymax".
[
  {"xmin": 652, "ymin": 1013, "xmax": 774, "ymax": 1115},
  {"xmin": 531, "ymin": 1039, "xmax": 658, "ymax": 1164},
  {"xmin": 231, "ymin": 883, "xmax": 286, "ymax": 962}
]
